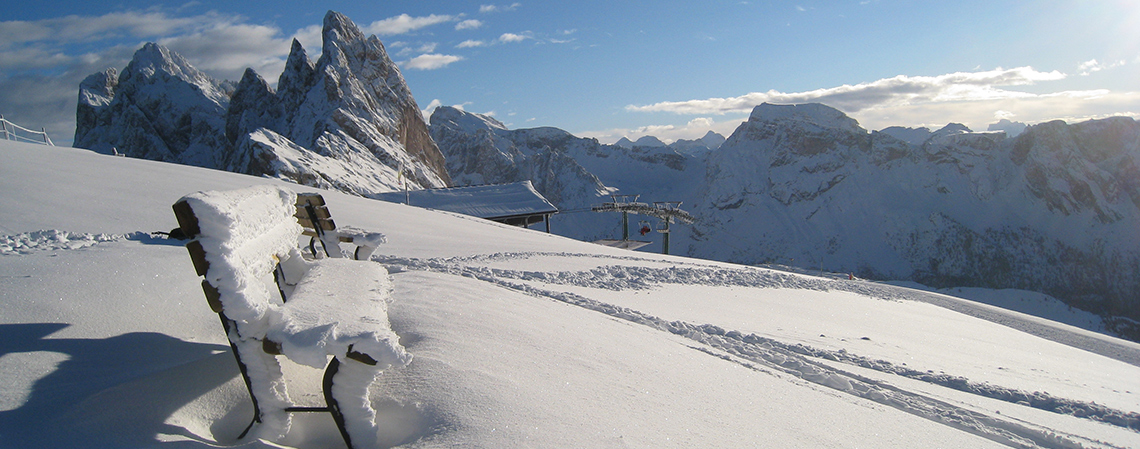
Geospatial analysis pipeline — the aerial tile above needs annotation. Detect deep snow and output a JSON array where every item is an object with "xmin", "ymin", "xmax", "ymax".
[{"xmin": 1, "ymin": 140, "xmax": 1139, "ymax": 448}]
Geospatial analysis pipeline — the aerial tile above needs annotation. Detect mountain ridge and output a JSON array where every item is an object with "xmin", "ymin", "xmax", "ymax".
[
  {"xmin": 74, "ymin": 10, "xmax": 450, "ymax": 195},
  {"xmin": 431, "ymin": 103, "xmax": 1140, "ymax": 339}
]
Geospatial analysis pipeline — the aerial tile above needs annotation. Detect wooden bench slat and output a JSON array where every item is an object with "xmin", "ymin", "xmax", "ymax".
[
  {"xmin": 295, "ymin": 193, "xmax": 326, "ymax": 207},
  {"xmin": 186, "ymin": 240, "xmax": 210, "ymax": 276},
  {"xmin": 295, "ymin": 205, "xmax": 332, "ymax": 220}
]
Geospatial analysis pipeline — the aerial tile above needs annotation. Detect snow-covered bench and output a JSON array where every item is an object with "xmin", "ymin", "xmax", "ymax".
[
  {"xmin": 172, "ymin": 185, "xmax": 411, "ymax": 448},
  {"xmin": 295, "ymin": 192, "xmax": 388, "ymax": 260}
]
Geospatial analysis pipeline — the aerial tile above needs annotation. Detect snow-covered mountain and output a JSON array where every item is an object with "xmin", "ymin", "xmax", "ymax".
[
  {"xmin": 695, "ymin": 104, "xmax": 1140, "ymax": 339},
  {"xmin": 73, "ymin": 11, "xmax": 449, "ymax": 196},
  {"xmin": 670, "ymin": 130, "xmax": 727, "ymax": 154},
  {"xmin": 616, "ymin": 131, "xmax": 726, "ymax": 154},
  {"xmin": 433, "ymin": 102, "xmax": 1140, "ymax": 339},
  {"xmin": 430, "ymin": 106, "xmax": 705, "ymax": 245}
]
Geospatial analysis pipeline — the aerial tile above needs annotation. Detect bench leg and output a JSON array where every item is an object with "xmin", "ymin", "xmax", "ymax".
[
  {"xmin": 219, "ymin": 315, "xmax": 263, "ymax": 439},
  {"xmin": 323, "ymin": 356, "xmax": 386, "ymax": 449},
  {"xmin": 323, "ymin": 357, "xmax": 355, "ymax": 449}
]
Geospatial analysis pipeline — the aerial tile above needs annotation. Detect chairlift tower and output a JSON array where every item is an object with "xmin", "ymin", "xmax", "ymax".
[
  {"xmin": 592, "ymin": 195, "xmax": 694, "ymax": 255},
  {"xmin": 646, "ymin": 201, "xmax": 694, "ymax": 255},
  {"xmin": 591, "ymin": 194, "xmax": 654, "ymax": 240}
]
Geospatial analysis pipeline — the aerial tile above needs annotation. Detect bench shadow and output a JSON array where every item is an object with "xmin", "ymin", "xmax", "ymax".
[{"xmin": 0, "ymin": 323, "xmax": 234, "ymax": 448}]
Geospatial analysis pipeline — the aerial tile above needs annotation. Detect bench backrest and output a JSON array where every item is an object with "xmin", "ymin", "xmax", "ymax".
[{"xmin": 173, "ymin": 185, "xmax": 301, "ymax": 324}]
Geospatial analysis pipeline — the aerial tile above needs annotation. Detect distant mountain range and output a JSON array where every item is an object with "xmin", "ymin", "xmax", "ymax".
[
  {"xmin": 71, "ymin": 11, "xmax": 1140, "ymax": 339},
  {"xmin": 431, "ymin": 104, "xmax": 1140, "ymax": 340}
]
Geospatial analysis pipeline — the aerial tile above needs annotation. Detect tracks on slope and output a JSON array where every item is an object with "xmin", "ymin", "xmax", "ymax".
[{"xmin": 380, "ymin": 252, "xmax": 1136, "ymax": 448}]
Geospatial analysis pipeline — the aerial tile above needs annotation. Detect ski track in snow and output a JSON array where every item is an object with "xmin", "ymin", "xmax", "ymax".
[
  {"xmin": 378, "ymin": 251, "xmax": 1139, "ymax": 449},
  {"xmin": 0, "ymin": 230, "xmax": 158, "ymax": 255}
]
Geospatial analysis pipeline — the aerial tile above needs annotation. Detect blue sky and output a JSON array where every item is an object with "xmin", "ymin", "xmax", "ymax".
[{"xmin": 2, "ymin": 1, "xmax": 1138, "ymax": 146}]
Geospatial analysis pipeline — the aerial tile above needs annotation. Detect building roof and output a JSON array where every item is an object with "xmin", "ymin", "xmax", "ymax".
[{"xmin": 374, "ymin": 181, "xmax": 558, "ymax": 222}]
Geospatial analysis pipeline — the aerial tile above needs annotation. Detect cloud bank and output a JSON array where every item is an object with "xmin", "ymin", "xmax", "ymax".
[
  {"xmin": 626, "ymin": 67, "xmax": 1068, "ymax": 115},
  {"xmin": 612, "ymin": 66, "xmax": 1139, "ymax": 143}
]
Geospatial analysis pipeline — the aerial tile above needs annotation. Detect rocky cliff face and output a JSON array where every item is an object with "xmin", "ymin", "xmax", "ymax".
[{"xmin": 74, "ymin": 10, "xmax": 449, "ymax": 195}]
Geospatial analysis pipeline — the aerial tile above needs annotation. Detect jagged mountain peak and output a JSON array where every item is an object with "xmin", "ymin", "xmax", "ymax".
[
  {"xmin": 632, "ymin": 136, "xmax": 667, "ymax": 147},
  {"xmin": 323, "ymin": 11, "xmax": 365, "ymax": 44},
  {"xmin": 77, "ymin": 68, "xmax": 117, "ymax": 107},
  {"xmin": 749, "ymin": 102, "xmax": 864, "ymax": 134},
  {"xmin": 75, "ymin": 10, "xmax": 450, "ymax": 193},
  {"xmin": 119, "ymin": 43, "xmax": 229, "ymax": 106},
  {"xmin": 988, "ymin": 119, "xmax": 1027, "ymax": 138},
  {"xmin": 430, "ymin": 106, "xmax": 508, "ymax": 133},
  {"xmin": 931, "ymin": 123, "xmax": 972, "ymax": 138},
  {"xmin": 700, "ymin": 131, "xmax": 726, "ymax": 149}
]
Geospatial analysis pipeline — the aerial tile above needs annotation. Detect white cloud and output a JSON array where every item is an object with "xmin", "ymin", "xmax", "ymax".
[
  {"xmin": 480, "ymin": 3, "xmax": 521, "ymax": 13},
  {"xmin": 626, "ymin": 67, "xmax": 1068, "ymax": 115},
  {"xmin": 600, "ymin": 66, "xmax": 1140, "ymax": 143},
  {"xmin": 395, "ymin": 42, "xmax": 439, "ymax": 57},
  {"xmin": 290, "ymin": 24, "xmax": 323, "ymax": 56},
  {"xmin": 403, "ymin": 53, "xmax": 463, "ymax": 70},
  {"xmin": 422, "ymin": 98, "xmax": 444, "ymax": 122},
  {"xmin": 156, "ymin": 22, "xmax": 293, "ymax": 81},
  {"xmin": 456, "ymin": 19, "xmax": 483, "ymax": 30},
  {"xmin": 0, "ymin": 10, "xmax": 226, "ymax": 46},
  {"xmin": 1078, "ymin": 58, "xmax": 1126, "ymax": 76},
  {"xmin": 0, "ymin": 45, "xmax": 74, "ymax": 70},
  {"xmin": 499, "ymin": 33, "xmax": 530, "ymax": 43},
  {"xmin": 850, "ymin": 91, "xmax": 1140, "ymax": 132},
  {"xmin": 457, "ymin": 39, "xmax": 487, "ymax": 48},
  {"xmin": 365, "ymin": 14, "xmax": 455, "ymax": 36},
  {"xmin": 687, "ymin": 117, "xmax": 715, "ymax": 128}
]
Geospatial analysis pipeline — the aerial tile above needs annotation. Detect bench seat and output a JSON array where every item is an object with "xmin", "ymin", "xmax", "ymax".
[{"xmin": 269, "ymin": 257, "xmax": 409, "ymax": 370}]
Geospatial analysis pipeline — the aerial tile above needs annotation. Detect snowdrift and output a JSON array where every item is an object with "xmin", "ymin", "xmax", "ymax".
[{"xmin": 1, "ymin": 140, "xmax": 1139, "ymax": 448}]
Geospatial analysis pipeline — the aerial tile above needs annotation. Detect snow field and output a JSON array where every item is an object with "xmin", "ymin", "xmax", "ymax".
[{"xmin": 2, "ymin": 140, "xmax": 1139, "ymax": 448}]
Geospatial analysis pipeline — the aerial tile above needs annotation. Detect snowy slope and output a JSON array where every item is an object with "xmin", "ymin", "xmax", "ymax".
[{"xmin": 3, "ymin": 140, "xmax": 1140, "ymax": 448}]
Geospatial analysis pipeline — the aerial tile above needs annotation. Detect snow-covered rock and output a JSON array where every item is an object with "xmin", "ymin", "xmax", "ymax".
[
  {"xmin": 74, "ymin": 43, "xmax": 232, "ymax": 167},
  {"xmin": 74, "ymin": 10, "xmax": 450, "ymax": 194}
]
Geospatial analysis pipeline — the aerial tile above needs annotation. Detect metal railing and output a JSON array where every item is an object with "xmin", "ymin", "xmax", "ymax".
[{"xmin": 1, "ymin": 115, "xmax": 54, "ymax": 146}]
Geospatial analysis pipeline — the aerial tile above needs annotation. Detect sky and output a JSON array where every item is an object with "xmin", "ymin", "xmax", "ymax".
[{"xmin": 1, "ymin": 0, "xmax": 1138, "ymax": 147}]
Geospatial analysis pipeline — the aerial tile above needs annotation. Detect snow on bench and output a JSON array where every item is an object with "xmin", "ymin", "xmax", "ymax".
[
  {"xmin": 296, "ymin": 192, "xmax": 388, "ymax": 260},
  {"xmin": 172, "ymin": 185, "xmax": 410, "ymax": 448}
]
